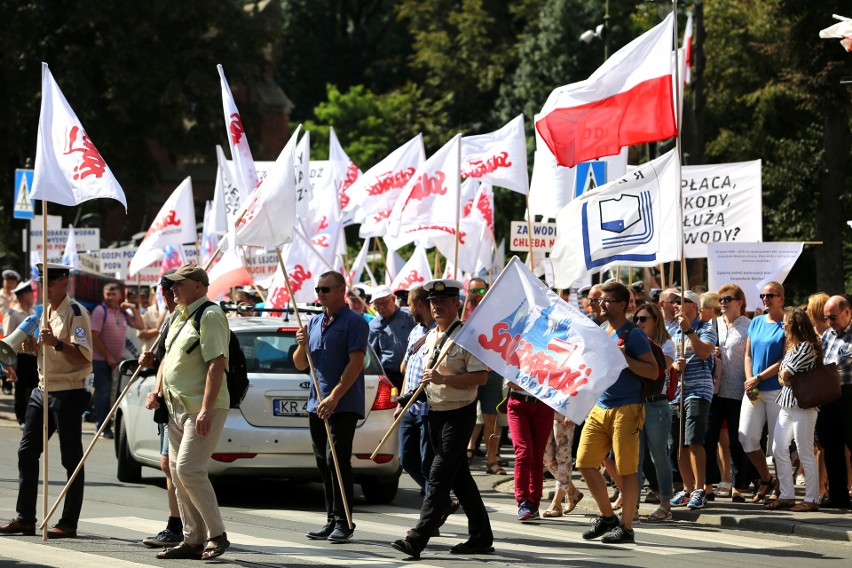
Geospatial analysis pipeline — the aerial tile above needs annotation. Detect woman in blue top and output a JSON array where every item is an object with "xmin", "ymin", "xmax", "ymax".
[{"xmin": 739, "ymin": 282, "xmax": 786, "ymax": 502}]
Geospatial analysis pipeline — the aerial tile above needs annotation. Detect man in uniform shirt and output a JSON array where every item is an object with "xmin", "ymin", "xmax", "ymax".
[
  {"xmin": 145, "ymin": 264, "xmax": 231, "ymax": 560},
  {"xmin": 0, "ymin": 263, "xmax": 93, "ymax": 539},
  {"xmin": 369, "ymin": 285, "xmax": 414, "ymax": 390},
  {"xmin": 2, "ymin": 281, "xmax": 38, "ymax": 425},
  {"xmin": 391, "ymin": 279, "xmax": 492, "ymax": 559},
  {"xmin": 295, "ymin": 271, "xmax": 369, "ymax": 543},
  {"xmin": 0, "ymin": 269, "xmax": 21, "ymax": 315}
]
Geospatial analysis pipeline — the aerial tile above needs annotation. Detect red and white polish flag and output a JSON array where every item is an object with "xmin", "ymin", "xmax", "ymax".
[
  {"xmin": 31, "ymin": 63, "xmax": 127, "ymax": 210},
  {"xmin": 683, "ymin": 11, "xmax": 694, "ymax": 85},
  {"xmin": 218, "ymin": 64, "xmax": 258, "ymax": 201},
  {"xmin": 461, "ymin": 114, "xmax": 529, "ymax": 195},
  {"xmin": 129, "ymin": 177, "xmax": 197, "ymax": 275},
  {"xmin": 390, "ymin": 245, "xmax": 430, "ymax": 292},
  {"xmin": 536, "ymin": 13, "xmax": 677, "ymax": 168}
]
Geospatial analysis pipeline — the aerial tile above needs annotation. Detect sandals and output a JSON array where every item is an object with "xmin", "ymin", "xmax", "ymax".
[
  {"xmin": 157, "ymin": 542, "xmax": 203, "ymax": 560},
  {"xmin": 764, "ymin": 498, "xmax": 795, "ymax": 510},
  {"xmin": 752, "ymin": 477, "xmax": 776, "ymax": 503},
  {"xmin": 646, "ymin": 506, "xmax": 673, "ymax": 523},
  {"xmin": 564, "ymin": 490, "xmax": 584, "ymax": 514},
  {"xmin": 790, "ymin": 501, "xmax": 819, "ymax": 512},
  {"xmin": 542, "ymin": 507, "xmax": 563, "ymax": 518},
  {"xmin": 201, "ymin": 533, "xmax": 230, "ymax": 560},
  {"xmin": 486, "ymin": 462, "xmax": 506, "ymax": 475},
  {"xmin": 612, "ymin": 495, "xmax": 623, "ymax": 511}
]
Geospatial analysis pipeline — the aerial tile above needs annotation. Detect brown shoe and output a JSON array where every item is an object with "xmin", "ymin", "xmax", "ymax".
[
  {"xmin": 46, "ymin": 524, "xmax": 77, "ymax": 539},
  {"xmin": 0, "ymin": 518, "xmax": 36, "ymax": 536}
]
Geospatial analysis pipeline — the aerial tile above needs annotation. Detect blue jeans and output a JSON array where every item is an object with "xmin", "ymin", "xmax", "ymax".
[
  {"xmin": 92, "ymin": 360, "xmax": 113, "ymax": 431},
  {"xmin": 638, "ymin": 398, "xmax": 673, "ymax": 502},
  {"xmin": 399, "ymin": 410, "xmax": 433, "ymax": 495}
]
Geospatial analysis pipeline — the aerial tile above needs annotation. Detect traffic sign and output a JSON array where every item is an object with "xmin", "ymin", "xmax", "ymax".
[{"xmin": 13, "ymin": 169, "xmax": 35, "ymax": 219}]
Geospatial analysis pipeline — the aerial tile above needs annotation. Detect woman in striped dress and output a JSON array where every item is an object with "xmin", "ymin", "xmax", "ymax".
[{"xmin": 766, "ymin": 307, "xmax": 821, "ymax": 512}]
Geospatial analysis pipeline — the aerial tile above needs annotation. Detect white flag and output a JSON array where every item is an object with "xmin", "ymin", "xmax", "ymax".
[
  {"xmin": 31, "ymin": 63, "xmax": 127, "ymax": 210},
  {"xmin": 200, "ymin": 201, "xmax": 219, "ymax": 268},
  {"xmin": 461, "ymin": 114, "xmax": 529, "ymax": 195},
  {"xmin": 348, "ymin": 239, "xmax": 370, "ymax": 286},
  {"xmin": 329, "ymin": 127, "xmax": 362, "ymax": 226},
  {"xmin": 266, "ymin": 228, "xmax": 335, "ymax": 309},
  {"xmin": 550, "ymin": 149, "xmax": 682, "ymax": 288},
  {"xmin": 385, "ymin": 249, "xmax": 406, "ymax": 284},
  {"xmin": 218, "ymin": 64, "xmax": 258, "ymax": 200},
  {"xmin": 390, "ymin": 246, "xmax": 431, "ymax": 292},
  {"xmin": 294, "ymin": 130, "xmax": 312, "ymax": 219},
  {"xmin": 453, "ymin": 257, "xmax": 628, "ymax": 423},
  {"xmin": 212, "ymin": 144, "xmax": 239, "ymax": 232},
  {"xmin": 129, "ymin": 177, "xmax": 197, "ymax": 275},
  {"xmin": 61, "ymin": 224, "xmax": 79, "ymax": 269}
]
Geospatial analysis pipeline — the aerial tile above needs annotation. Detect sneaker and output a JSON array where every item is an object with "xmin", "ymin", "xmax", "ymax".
[
  {"xmin": 600, "ymin": 524, "xmax": 635, "ymax": 544},
  {"xmin": 143, "ymin": 528, "xmax": 183, "ymax": 548},
  {"xmin": 582, "ymin": 515, "xmax": 619, "ymax": 540},
  {"xmin": 670, "ymin": 490, "xmax": 690, "ymax": 507},
  {"xmin": 327, "ymin": 523, "xmax": 355, "ymax": 543},
  {"xmin": 687, "ymin": 489, "xmax": 706, "ymax": 509},
  {"xmin": 795, "ymin": 474, "xmax": 806, "ymax": 487},
  {"xmin": 517, "ymin": 502, "xmax": 537, "ymax": 521}
]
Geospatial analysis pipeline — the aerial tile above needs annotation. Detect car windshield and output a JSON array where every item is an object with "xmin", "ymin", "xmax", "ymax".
[{"xmin": 236, "ymin": 330, "xmax": 384, "ymax": 375}]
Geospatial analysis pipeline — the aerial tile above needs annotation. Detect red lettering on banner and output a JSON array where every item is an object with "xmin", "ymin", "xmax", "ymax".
[
  {"xmin": 268, "ymin": 285, "xmax": 290, "ymax": 308},
  {"xmin": 63, "ymin": 126, "xmax": 107, "ymax": 181},
  {"xmin": 407, "ymin": 171, "xmax": 446, "ymax": 201},
  {"xmin": 338, "ymin": 162, "xmax": 359, "ymax": 210},
  {"xmin": 396, "ymin": 270, "xmax": 425, "ymax": 291},
  {"xmin": 229, "ymin": 113, "xmax": 245, "ymax": 145},
  {"xmin": 476, "ymin": 193, "xmax": 494, "ymax": 233},
  {"xmin": 144, "ymin": 210, "xmax": 181, "ymax": 239},
  {"xmin": 478, "ymin": 322, "xmax": 522, "ymax": 366},
  {"xmin": 366, "ymin": 168, "xmax": 416, "ymax": 196},
  {"xmin": 461, "ymin": 152, "xmax": 511, "ymax": 179},
  {"xmin": 463, "ymin": 198, "xmax": 474, "ymax": 217},
  {"xmin": 318, "ymin": 216, "xmax": 329, "ymax": 231},
  {"xmin": 235, "ymin": 193, "xmax": 261, "ymax": 229},
  {"xmin": 372, "ymin": 209, "xmax": 392, "ymax": 224},
  {"xmin": 312, "ymin": 234, "xmax": 329, "ymax": 248},
  {"xmin": 404, "ymin": 225, "xmax": 467, "ymax": 244},
  {"xmin": 290, "ymin": 264, "xmax": 312, "ymax": 294}
]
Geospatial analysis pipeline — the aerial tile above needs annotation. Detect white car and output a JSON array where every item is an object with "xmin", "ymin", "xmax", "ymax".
[{"xmin": 114, "ymin": 310, "xmax": 402, "ymax": 504}]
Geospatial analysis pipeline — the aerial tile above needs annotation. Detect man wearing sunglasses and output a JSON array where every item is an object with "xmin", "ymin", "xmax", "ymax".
[
  {"xmin": 368, "ymin": 285, "xmax": 415, "ymax": 391},
  {"xmin": 462, "ymin": 278, "xmax": 489, "ymax": 320},
  {"xmin": 295, "ymin": 271, "xmax": 369, "ymax": 543},
  {"xmin": 658, "ymin": 288, "xmax": 682, "ymax": 337},
  {"xmin": 587, "ymin": 284, "xmax": 605, "ymax": 325},
  {"xmin": 816, "ymin": 295, "xmax": 852, "ymax": 510}
]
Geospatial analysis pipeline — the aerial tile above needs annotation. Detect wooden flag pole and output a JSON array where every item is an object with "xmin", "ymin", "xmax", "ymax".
[
  {"xmin": 433, "ymin": 249, "xmax": 442, "ymax": 279},
  {"xmin": 453, "ymin": 134, "xmax": 461, "ymax": 279},
  {"xmin": 525, "ymin": 195, "xmax": 535, "ymax": 269},
  {"xmin": 275, "ymin": 246, "xmax": 353, "ymax": 529},
  {"xmin": 40, "ymin": 202, "xmax": 49, "ymax": 540}
]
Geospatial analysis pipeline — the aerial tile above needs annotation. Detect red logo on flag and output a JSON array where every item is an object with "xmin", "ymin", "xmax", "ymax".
[
  {"xmin": 144, "ymin": 210, "xmax": 182, "ymax": 239},
  {"xmin": 290, "ymin": 264, "xmax": 312, "ymax": 294},
  {"xmin": 318, "ymin": 216, "xmax": 329, "ymax": 231},
  {"xmin": 338, "ymin": 162, "xmax": 359, "ymax": 210},
  {"xmin": 397, "ymin": 270, "xmax": 425, "ymax": 291},
  {"xmin": 366, "ymin": 168, "xmax": 416, "ymax": 196},
  {"xmin": 372, "ymin": 209, "xmax": 392, "ymax": 224},
  {"xmin": 229, "ymin": 113, "xmax": 245, "ymax": 145},
  {"xmin": 63, "ymin": 126, "xmax": 107, "ymax": 181},
  {"xmin": 461, "ymin": 151, "xmax": 512, "ymax": 179},
  {"xmin": 407, "ymin": 171, "xmax": 447, "ymax": 201},
  {"xmin": 404, "ymin": 225, "xmax": 466, "ymax": 244},
  {"xmin": 312, "ymin": 235, "xmax": 329, "ymax": 248}
]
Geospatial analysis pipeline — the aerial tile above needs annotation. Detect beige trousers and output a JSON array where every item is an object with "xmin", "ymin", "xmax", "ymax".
[{"xmin": 168, "ymin": 396, "xmax": 228, "ymax": 545}]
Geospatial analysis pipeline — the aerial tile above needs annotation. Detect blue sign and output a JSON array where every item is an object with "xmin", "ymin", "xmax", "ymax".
[
  {"xmin": 574, "ymin": 161, "xmax": 608, "ymax": 198},
  {"xmin": 13, "ymin": 169, "xmax": 35, "ymax": 220}
]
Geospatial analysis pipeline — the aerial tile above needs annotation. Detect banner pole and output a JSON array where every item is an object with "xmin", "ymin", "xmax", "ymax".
[
  {"xmin": 275, "ymin": 246, "xmax": 353, "ymax": 530},
  {"xmin": 525, "ymin": 195, "xmax": 535, "ymax": 269},
  {"xmin": 453, "ymin": 134, "xmax": 461, "ymax": 279},
  {"xmin": 40, "ymin": 202, "xmax": 49, "ymax": 540},
  {"xmin": 433, "ymin": 248, "xmax": 441, "ymax": 279}
]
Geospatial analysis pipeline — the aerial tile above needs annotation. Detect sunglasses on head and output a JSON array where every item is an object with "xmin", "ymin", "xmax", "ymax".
[
  {"xmin": 719, "ymin": 296, "xmax": 738, "ymax": 303},
  {"xmin": 633, "ymin": 315, "xmax": 654, "ymax": 323},
  {"xmin": 315, "ymin": 286, "xmax": 339, "ymax": 294},
  {"xmin": 759, "ymin": 293, "xmax": 778, "ymax": 300},
  {"xmin": 469, "ymin": 287, "xmax": 487, "ymax": 295}
]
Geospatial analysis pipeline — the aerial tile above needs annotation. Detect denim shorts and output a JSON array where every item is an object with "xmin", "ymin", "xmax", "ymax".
[{"xmin": 159, "ymin": 423, "xmax": 170, "ymax": 457}]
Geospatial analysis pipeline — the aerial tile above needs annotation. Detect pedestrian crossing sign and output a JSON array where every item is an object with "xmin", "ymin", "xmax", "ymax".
[
  {"xmin": 13, "ymin": 169, "xmax": 35, "ymax": 220},
  {"xmin": 574, "ymin": 161, "xmax": 607, "ymax": 198}
]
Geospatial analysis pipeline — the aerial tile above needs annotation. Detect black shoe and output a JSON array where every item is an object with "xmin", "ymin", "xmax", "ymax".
[
  {"xmin": 819, "ymin": 497, "xmax": 851, "ymax": 510},
  {"xmin": 437, "ymin": 498, "xmax": 460, "ymax": 528},
  {"xmin": 306, "ymin": 521, "xmax": 335, "ymax": 540},
  {"xmin": 391, "ymin": 538, "xmax": 421, "ymax": 559},
  {"xmin": 450, "ymin": 540, "xmax": 495, "ymax": 555},
  {"xmin": 142, "ymin": 528, "xmax": 183, "ymax": 547},
  {"xmin": 600, "ymin": 524, "xmax": 635, "ymax": 544},
  {"xmin": 582, "ymin": 515, "xmax": 619, "ymax": 540},
  {"xmin": 328, "ymin": 523, "xmax": 355, "ymax": 543}
]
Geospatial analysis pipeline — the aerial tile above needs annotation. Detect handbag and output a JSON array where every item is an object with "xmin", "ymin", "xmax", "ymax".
[{"xmin": 789, "ymin": 362, "xmax": 841, "ymax": 409}]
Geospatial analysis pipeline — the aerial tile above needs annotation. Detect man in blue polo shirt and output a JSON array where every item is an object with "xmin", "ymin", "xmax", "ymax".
[
  {"xmin": 668, "ymin": 290, "xmax": 716, "ymax": 510},
  {"xmin": 294, "ymin": 271, "xmax": 369, "ymax": 543}
]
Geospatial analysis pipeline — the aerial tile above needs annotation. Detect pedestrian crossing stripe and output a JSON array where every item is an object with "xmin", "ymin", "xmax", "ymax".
[
  {"xmin": 13, "ymin": 169, "xmax": 35, "ymax": 219},
  {"xmin": 0, "ymin": 538, "xmax": 153, "ymax": 568}
]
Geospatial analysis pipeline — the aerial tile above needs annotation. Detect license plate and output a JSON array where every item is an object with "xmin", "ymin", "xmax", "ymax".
[{"xmin": 273, "ymin": 398, "xmax": 308, "ymax": 417}]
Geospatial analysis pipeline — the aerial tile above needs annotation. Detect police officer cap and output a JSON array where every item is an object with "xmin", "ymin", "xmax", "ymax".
[
  {"xmin": 12, "ymin": 280, "xmax": 32, "ymax": 295},
  {"xmin": 36, "ymin": 263, "xmax": 72, "ymax": 282},
  {"xmin": 424, "ymin": 279, "xmax": 463, "ymax": 299},
  {"xmin": 2, "ymin": 269, "xmax": 20, "ymax": 281},
  {"xmin": 164, "ymin": 263, "xmax": 209, "ymax": 286},
  {"xmin": 578, "ymin": 285, "xmax": 592, "ymax": 297}
]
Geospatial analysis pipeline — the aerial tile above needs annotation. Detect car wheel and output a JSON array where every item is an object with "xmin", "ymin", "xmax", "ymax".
[
  {"xmin": 361, "ymin": 476, "xmax": 399, "ymax": 504},
  {"xmin": 116, "ymin": 416, "xmax": 142, "ymax": 483}
]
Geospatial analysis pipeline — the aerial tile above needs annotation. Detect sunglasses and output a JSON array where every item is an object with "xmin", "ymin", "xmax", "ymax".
[
  {"xmin": 662, "ymin": 299, "xmax": 681, "ymax": 305},
  {"xmin": 469, "ymin": 287, "xmax": 487, "ymax": 295},
  {"xmin": 824, "ymin": 314, "xmax": 840, "ymax": 321},
  {"xmin": 719, "ymin": 296, "xmax": 738, "ymax": 303},
  {"xmin": 759, "ymin": 293, "xmax": 778, "ymax": 300},
  {"xmin": 600, "ymin": 298, "xmax": 624, "ymax": 304},
  {"xmin": 315, "ymin": 286, "xmax": 340, "ymax": 294},
  {"xmin": 633, "ymin": 315, "xmax": 654, "ymax": 323}
]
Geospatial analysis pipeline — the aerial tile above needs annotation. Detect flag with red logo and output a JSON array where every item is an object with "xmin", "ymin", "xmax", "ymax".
[
  {"xmin": 265, "ymin": 228, "xmax": 334, "ymax": 310},
  {"xmin": 129, "ymin": 177, "xmax": 197, "ymax": 275},
  {"xmin": 453, "ymin": 257, "xmax": 628, "ymax": 422},
  {"xmin": 536, "ymin": 13, "xmax": 676, "ymax": 167},
  {"xmin": 398, "ymin": 218, "xmax": 488, "ymax": 276},
  {"xmin": 820, "ymin": 17, "xmax": 852, "ymax": 52},
  {"xmin": 349, "ymin": 134, "xmax": 425, "ymax": 237},
  {"xmin": 160, "ymin": 245, "xmax": 186, "ymax": 276},
  {"xmin": 218, "ymin": 64, "xmax": 258, "ymax": 200},
  {"xmin": 228, "ymin": 125, "xmax": 302, "ymax": 249},
  {"xmin": 30, "ymin": 63, "xmax": 127, "ymax": 210},
  {"xmin": 329, "ymin": 127, "xmax": 362, "ymax": 226},
  {"xmin": 461, "ymin": 115, "xmax": 529, "ymax": 195},
  {"xmin": 390, "ymin": 246, "xmax": 430, "ymax": 292}
]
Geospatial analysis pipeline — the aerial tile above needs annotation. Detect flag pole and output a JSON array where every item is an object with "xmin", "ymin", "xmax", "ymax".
[
  {"xmin": 433, "ymin": 248, "xmax": 441, "ymax": 279},
  {"xmin": 453, "ymin": 134, "xmax": 461, "ymax": 279},
  {"xmin": 275, "ymin": 246, "xmax": 353, "ymax": 530},
  {"xmin": 525, "ymin": 195, "xmax": 535, "ymax": 269},
  {"xmin": 40, "ymin": 202, "xmax": 49, "ymax": 540}
]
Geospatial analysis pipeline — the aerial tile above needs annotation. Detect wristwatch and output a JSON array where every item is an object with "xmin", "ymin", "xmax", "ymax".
[
  {"xmin": 54, "ymin": 341, "xmax": 65, "ymax": 352},
  {"xmin": 685, "ymin": 328, "xmax": 695, "ymax": 336}
]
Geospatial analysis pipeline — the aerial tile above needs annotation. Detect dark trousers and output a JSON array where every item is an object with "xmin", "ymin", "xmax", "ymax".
[
  {"xmin": 399, "ymin": 410, "xmax": 433, "ymax": 494},
  {"xmin": 384, "ymin": 369, "xmax": 404, "ymax": 391},
  {"xmin": 309, "ymin": 411, "xmax": 358, "ymax": 525},
  {"xmin": 92, "ymin": 360, "xmax": 113, "ymax": 431},
  {"xmin": 704, "ymin": 395, "xmax": 751, "ymax": 489},
  {"xmin": 13, "ymin": 354, "xmax": 38, "ymax": 425},
  {"xmin": 18, "ymin": 387, "xmax": 91, "ymax": 528},
  {"xmin": 408, "ymin": 401, "xmax": 492, "ymax": 551},
  {"xmin": 815, "ymin": 384, "xmax": 852, "ymax": 505}
]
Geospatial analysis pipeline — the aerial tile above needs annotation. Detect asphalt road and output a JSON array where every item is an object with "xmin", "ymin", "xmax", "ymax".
[{"xmin": 0, "ymin": 421, "xmax": 850, "ymax": 567}]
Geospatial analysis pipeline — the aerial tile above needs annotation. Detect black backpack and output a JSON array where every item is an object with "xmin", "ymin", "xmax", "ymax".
[
  {"xmin": 187, "ymin": 301, "xmax": 249, "ymax": 409},
  {"xmin": 618, "ymin": 322, "xmax": 667, "ymax": 398}
]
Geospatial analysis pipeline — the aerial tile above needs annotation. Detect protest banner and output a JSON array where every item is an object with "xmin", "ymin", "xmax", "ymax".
[
  {"xmin": 707, "ymin": 242, "xmax": 804, "ymax": 311},
  {"xmin": 510, "ymin": 221, "xmax": 558, "ymax": 252},
  {"xmin": 29, "ymin": 215, "xmax": 99, "ymax": 263},
  {"xmin": 682, "ymin": 160, "xmax": 762, "ymax": 258}
]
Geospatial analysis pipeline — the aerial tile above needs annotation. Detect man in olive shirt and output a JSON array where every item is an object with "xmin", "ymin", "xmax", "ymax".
[
  {"xmin": 392, "ymin": 279, "xmax": 492, "ymax": 559},
  {"xmin": 145, "ymin": 264, "xmax": 230, "ymax": 560},
  {"xmin": 0, "ymin": 263, "xmax": 92, "ymax": 539}
]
